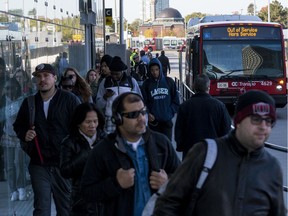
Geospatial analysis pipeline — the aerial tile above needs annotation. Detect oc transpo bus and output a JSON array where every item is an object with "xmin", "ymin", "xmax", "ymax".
[{"xmin": 185, "ymin": 15, "xmax": 287, "ymax": 108}]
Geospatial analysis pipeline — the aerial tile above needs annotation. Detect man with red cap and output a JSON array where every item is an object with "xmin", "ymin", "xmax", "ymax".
[
  {"xmin": 153, "ymin": 90, "xmax": 285, "ymax": 216},
  {"xmin": 13, "ymin": 63, "xmax": 81, "ymax": 215}
]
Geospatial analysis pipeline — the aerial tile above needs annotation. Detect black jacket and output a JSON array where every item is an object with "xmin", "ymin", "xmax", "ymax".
[
  {"xmin": 175, "ymin": 92, "xmax": 231, "ymax": 158},
  {"xmin": 153, "ymin": 131, "xmax": 286, "ymax": 216},
  {"xmin": 13, "ymin": 89, "xmax": 81, "ymax": 166},
  {"xmin": 81, "ymin": 128, "xmax": 180, "ymax": 216},
  {"xmin": 60, "ymin": 130, "xmax": 106, "ymax": 215},
  {"xmin": 131, "ymin": 60, "xmax": 148, "ymax": 81},
  {"xmin": 157, "ymin": 55, "xmax": 170, "ymax": 76}
]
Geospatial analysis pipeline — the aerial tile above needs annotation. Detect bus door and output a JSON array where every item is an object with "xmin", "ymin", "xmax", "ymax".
[
  {"xmin": 185, "ymin": 36, "xmax": 199, "ymax": 90},
  {"xmin": 191, "ymin": 36, "xmax": 200, "ymax": 84}
]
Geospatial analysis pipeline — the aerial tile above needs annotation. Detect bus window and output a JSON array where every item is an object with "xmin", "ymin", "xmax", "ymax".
[{"xmin": 202, "ymin": 40, "xmax": 283, "ymax": 79}]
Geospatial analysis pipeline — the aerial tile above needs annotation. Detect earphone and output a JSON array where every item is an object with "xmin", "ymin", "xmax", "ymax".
[{"xmin": 111, "ymin": 92, "xmax": 144, "ymax": 126}]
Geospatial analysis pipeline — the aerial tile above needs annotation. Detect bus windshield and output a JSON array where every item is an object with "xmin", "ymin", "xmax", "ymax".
[{"xmin": 202, "ymin": 40, "xmax": 284, "ymax": 79}]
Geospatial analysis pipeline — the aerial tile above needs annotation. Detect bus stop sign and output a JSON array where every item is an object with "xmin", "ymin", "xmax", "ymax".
[{"xmin": 105, "ymin": 8, "xmax": 112, "ymax": 26}]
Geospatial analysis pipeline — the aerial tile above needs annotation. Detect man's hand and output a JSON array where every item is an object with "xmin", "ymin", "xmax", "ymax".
[
  {"xmin": 25, "ymin": 126, "xmax": 37, "ymax": 142},
  {"xmin": 103, "ymin": 89, "xmax": 115, "ymax": 100},
  {"xmin": 149, "ymin": 169, "xmax": 168, "ymax": 190},
  {"xmin": 116, "ymin": 168, "xmax": 135, "ymax": 189}
]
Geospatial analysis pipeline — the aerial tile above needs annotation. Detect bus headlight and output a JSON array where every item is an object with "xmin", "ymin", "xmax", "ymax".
[{"xmin": 276, "ymin": 85, "xmax": 283, "ymax": 91}]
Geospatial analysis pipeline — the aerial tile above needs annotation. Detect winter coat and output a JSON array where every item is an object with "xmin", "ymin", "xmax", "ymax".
[
  {"xmin": 13, "ymin": 89, "xmax": 81, "ymax": 166},
  {"xmin": 81, "ymin": 128, "xmax": 180, "ymax": 216},
  {"xmin": 153, "ymin": 131, "xmax": 286, "ymax": 216},
  {"xmin": 175, "ymin": 92, "xmax": 231, "ymax": 158},
  {"xmin": 142, "ymin": 58, "xmax": 180, "ymax": 122},
  {"xmin": 60, "ymin": 129, "xmax": 106, "ymax": 215}
]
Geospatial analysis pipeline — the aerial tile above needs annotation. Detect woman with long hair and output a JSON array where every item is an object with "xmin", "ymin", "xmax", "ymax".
[
  {"xmin": 85, "ymin": 67, "xmax": 100, "ymax": 103},
  {"xmin": 63, "ymin": 67, "xmax": 92, "ymax": 103},
  {"xmin": 60, "ymin": 103, "xmax": 105, "ymax": 215}
]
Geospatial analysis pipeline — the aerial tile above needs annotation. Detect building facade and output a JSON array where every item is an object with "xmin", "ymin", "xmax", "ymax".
[
  {"xmin": 139, "ymin": 7, "xmax": 185, "ymax": 38},
  {"xmin": 140, "ymin": 0, "xmax": 169, "ymax": 22},
  {"xmin": 0, "ymin": 0, "xmax": 104, "ymax": 214}
]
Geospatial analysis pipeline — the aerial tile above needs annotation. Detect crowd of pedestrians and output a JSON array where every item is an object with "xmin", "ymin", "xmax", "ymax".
[{"xmin": 0, "ymin": 49, "xmax": 286, "ymax": 216}]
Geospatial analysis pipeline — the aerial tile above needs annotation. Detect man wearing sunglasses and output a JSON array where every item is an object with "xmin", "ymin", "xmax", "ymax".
[
  {"xmin": 153, "ymin": 90, "xmax": 285, "ymax": 216},
  {"xmin": 81, "ymin": 92, "xmax": 180, "ymax": 216}
]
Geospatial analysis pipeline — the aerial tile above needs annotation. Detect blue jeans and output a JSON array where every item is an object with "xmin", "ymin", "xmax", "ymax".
[
  {"xmin": 4, "ymin": 146, "xmax": 26, "ymax": 192},
  {"xmin": 29, "ymin": 164, "xmax": 71, "ymax": 216}
]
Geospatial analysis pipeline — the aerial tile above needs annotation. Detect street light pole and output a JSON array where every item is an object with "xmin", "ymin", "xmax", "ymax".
[
  {"xmin": 254, "ymin": 0, "xmax": 256, "ymax": 16},
  {"xmin": 268, "ymin": 0, "xmax": 271, "ymax": 22},
  {"xmin": 119, "ymin": 0, "xmax": 124, "ymax": 44}
]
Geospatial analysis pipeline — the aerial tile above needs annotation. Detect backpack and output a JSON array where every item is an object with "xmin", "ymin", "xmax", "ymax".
[
  {"xmin": 20, "ymin": 96, "xmax": 44, "ymax": 164},
  {"xmin": 142, "ymin": 138, "xmax": 218, "ymax": 216}
]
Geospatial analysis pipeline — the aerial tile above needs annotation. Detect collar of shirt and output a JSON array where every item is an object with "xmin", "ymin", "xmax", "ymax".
[
  {"xmin": 79, "ymin": 129, "xmax": 97, "ymax": 148},
  {"xmin": 126, "ymin": 137, "xmax": 142, "ymax": 151}
]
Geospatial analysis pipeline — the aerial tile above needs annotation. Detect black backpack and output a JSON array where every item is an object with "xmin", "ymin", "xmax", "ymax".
[{"xmin": 142, "ymin": 138, "xmax": 218, "ymax": 216}]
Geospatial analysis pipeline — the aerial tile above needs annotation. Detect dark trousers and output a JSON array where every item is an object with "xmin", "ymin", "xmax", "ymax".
[
  {"xmin": 149, "ymin": 120, "xmax": 173, "ymax": 141},
  {"xmin": 29, "ymin": 164, "xmax": 71, "ymax": 216}
]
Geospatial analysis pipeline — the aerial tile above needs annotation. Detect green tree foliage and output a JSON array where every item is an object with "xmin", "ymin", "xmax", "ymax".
[
  {"xmin": 0, "ymin": 14, "xmax": 8, "ymax": 22},
  {"xmin": 28, "ymin": 8, "xmax": 36, "ymax": 16},
  {"xmin": 129, "ymin": 19, "xmax": 141, "ymax": 37},
  {"xmin": 8, "ymin": 9, "xmax": 23, "ymax": 22},
  {"xmin": 61, "ymin": 17, "xmax": 81, "ymax": 41},
  {"xmin": 257, "ymin": 0, "xmax": 287, "ymax": 27},
  {"xmin": 184, "ymin": 12, "xmax": 206, "ymax": 23},
  {"xmin": 247, "ymin": 3, "xmax": 255, "ymax": 15},
  {"xmin": 144, "ymin": 28, "xmax": 156, "ymax": 38}
]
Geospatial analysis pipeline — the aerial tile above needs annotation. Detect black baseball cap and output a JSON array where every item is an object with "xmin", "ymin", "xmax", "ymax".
[{"xmin": 32, "ymin": 63, "xmax": 56, "ymax": 76}]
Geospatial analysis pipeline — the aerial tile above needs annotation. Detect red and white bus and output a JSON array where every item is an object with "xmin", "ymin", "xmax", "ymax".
[
  {"xmin": 162, "ymin": 36, "xmax": 178, "ymax": 50},
  {"xmin": 143, "ymin": 37, "xmax": 163, "ymax": 52},
  {"xmin": 185, "ymin": 15, "xmax": 287, "ymax": 108}
]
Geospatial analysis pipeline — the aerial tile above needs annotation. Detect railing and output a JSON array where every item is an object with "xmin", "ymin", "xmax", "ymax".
[
  {"xmin": 174, "ymin": 77, "xmax": 288, "ymax": 193},
  {"xmin": 174, "ymin": 77, "xmax": 194, "ymax": 102}
]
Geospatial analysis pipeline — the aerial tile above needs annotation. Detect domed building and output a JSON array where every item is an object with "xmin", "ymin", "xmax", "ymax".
[
  {"xmin": 139, "ymin": 7, "xmax": 185, "ymax": 38},
  {"xmin": 157, "ymin": 8, "xmax": 184, "ymax": 22}
]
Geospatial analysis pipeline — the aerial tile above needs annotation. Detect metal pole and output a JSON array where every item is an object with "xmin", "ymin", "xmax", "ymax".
[
  {"xmin": 254, "ymin": 0, "xmax": 256, "ymax": 16},
  {"xmin": 114, "ymin": 0, "xmax": 117, "ymax": 34},
  {"xmin": 85, "ymin": 25, "xmax": 91, "ymax": 69},
  {"xmin": 268, "ymin": 0, "xmax": 271, "ymax": 22},
  {"xmin": 179, "ymin": 50, "xmax": 183, "ymax": 82},
  {"xmin": 103, "ymin": 0, "xmax": 106, "ymax": 53},
  {"xmin": 119, "ymin": 0, "xmax": 124, "ymax": 44}
]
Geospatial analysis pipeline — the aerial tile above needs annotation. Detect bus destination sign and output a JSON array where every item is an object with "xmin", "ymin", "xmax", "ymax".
[
  {"xmin": 203, "ymin": 26, "xmax": 281, "ymax": 40},
  {"xmin": 227, "ymin": 27, "xmax": 257, "ymax": 37}
]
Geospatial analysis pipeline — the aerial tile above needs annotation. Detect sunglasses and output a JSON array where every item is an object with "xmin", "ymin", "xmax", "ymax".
[
  {"xmin": 250, "ymin": 114, "xmax": 275, "ymax": 127},
  {"xmin": 121, "ymin": 107, "xmax": 147, "ymax": 119}
]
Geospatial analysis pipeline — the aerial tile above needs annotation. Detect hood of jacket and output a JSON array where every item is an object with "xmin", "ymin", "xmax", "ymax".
[{"xmin": 148, "ymin": 58, "xmax": 165, "ymax": 82}]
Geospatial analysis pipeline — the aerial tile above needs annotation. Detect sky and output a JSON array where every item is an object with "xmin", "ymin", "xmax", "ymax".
[{"xmin": 106, "ymin": 0, "xmax": 288, "ymax": 23}]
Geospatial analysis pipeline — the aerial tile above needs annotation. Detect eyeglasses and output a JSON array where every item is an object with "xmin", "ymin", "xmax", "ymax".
[
  {"xmin": 121, "ymin": 107, "xmax": 147, "ymax": 119},
  {"xmin": 250, "ymin": 115, "xmax": 275, "ymax": 127},
  {"xmin": 62, "ymin": 85, "xmax": 74, "ymax": 90}
]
